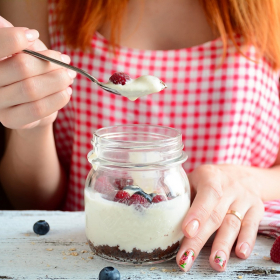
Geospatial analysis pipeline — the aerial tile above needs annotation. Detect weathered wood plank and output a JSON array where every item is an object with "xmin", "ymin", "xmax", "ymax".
[{"xmin": 0, "ymin": 211, "xmax": 279, "ymax": 280}]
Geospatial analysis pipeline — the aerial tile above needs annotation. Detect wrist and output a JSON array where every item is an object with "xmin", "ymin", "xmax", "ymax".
[{"xmin": 13, "ymin": 122, "xmax": 54, "ymax": 141}]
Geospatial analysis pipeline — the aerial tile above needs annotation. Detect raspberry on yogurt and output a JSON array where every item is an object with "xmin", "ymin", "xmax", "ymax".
[
  {"xmin": 114, "ymin": 190, "xmax": 131, "ymax": 204},
  {"xmin": 113, "ymin": 178, "xmax": 134, "ymax": 190},
  {"xmin": 109, "ymin": 72, "xmax": 131, "ymax": 85},
  {"xmin": 152, "ymin": 195, "xmax": 167, "ymax": 203},
  {"xmin": 128, "ymin": 193, "xmax": 150, "ymax": 208}
]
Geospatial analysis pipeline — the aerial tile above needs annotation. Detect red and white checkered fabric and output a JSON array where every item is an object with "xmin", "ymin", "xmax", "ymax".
[
  {"xmin": 260, "ymin": 200, "xmax": 280, "ymax": 238},
  {"xmin": 48, "ymin": 1, "xmax": 280, "ymax": 237}
]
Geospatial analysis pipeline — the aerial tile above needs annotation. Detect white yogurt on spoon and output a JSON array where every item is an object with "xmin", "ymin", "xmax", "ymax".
[{"xmin": 101, "ymin": 73, "xmax": 167, "ymax": 101}]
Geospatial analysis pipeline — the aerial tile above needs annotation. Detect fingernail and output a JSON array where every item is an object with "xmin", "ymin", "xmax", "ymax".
[
  {"xmin": 178, "ymin": 249, "xmax": 195, "ymax": 272},
  {"xmin": 214, "ymin": 251, "xmax": 227, "ymax": 269},
  {"xmin": 25, "ymin": 29, "xmax": 39, "ymax": 41},
  {"xmin": 239, "ymin": 242, "xmax": 250, "ymax": 257},
  {"xmin": 66, "ymin": 87, "xmax": 72, "ymax": 95},
  {"xmin": 67, "ymin": 69, "xmax": 77, "ymax": 79},
  {"xmin": 185, "ymin": 220, "xmax": 199, "ymax": 237},
  {"xmin": 61, "ymin": 54, "xmax": 71, "ymax": 64}
]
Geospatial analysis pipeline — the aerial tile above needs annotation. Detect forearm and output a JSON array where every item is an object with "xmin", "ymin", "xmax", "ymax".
[{"xmin": 0, "ymin": 124, "xmax": 66, "ymax": 209}]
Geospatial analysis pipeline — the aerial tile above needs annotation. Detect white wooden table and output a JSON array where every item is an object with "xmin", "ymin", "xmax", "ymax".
[{"xmin": 0, "ymin": 211, "xmax": 279, "ymax": 280}]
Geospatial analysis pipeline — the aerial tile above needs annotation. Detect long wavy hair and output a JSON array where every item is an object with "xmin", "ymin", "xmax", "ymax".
[{"xmin": 55, "ymin": 0, "xmax": 280, "ymax": 70}]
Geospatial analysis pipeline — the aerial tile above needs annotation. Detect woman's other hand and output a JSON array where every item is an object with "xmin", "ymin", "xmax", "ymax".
[{"xmin": 176, "ymin": 164, "xmax": 264, "ymax": 272}]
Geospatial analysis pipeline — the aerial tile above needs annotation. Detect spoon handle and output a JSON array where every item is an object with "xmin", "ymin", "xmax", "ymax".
[{"xmin": 22, "ymin": 49, "xmax": 99, "ymax": 84}]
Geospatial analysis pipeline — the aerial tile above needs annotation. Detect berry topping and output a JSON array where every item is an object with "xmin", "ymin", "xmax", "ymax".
[
  {"xmin": 123, "ymin": 185, "xmax": 141, "ymax": 192},
  {"xmin": 99, "ymin": 266, "xmax": 120, "ymax": 280},
  {"xmin": 128, "ymin": 194, "xmax": 150, "ymax": 207},
  {"xmin": 152, "ymin": 195, "xmax": 167, "ymax": 203},
  {"xmin": 114, "ymin": 178, "xmax": 134, "ymax": 190},
  {"xmin": 94, "ymin": 176, "xmax": 115, "ymax": 196},
  {"xmin": 271, "ymin": 236, "xmax": 280, "ymax": 263},
  {"xmin": 114, "ymin": 190, "xmax": 130, "ymax": 204},
  {"xmin": 134, "ymin": 190, "xmax": 153, "ymax": 203},
  {"xmin": 109, "ymin": 72, "xmax": 131, "ymax": 85},
  {"xmin": 33, "ymin": 220, "xmax": 50, "ymax": 235}
]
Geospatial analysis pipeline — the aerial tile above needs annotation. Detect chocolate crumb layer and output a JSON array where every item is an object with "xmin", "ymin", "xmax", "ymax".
[{"xmin": 88, "ymin": 239, "xmax": 179, "ymax": 264}]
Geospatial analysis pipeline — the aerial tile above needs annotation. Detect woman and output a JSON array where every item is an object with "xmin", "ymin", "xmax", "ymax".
[{"xmin": 0, "ymin": 0, "xmax": 280, "ymax": 272}]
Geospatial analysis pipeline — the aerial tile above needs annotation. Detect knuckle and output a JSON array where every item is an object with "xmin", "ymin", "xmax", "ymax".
[
  {"xmin": 192, "ymin": 235, "xmax": 205, "ymax": 249},
  {"xmin": 0, "ymin": 111, "xmax": 9, "ymax": 127},
  {"xmin": 241, "ymin": 220, "xmax": 259, "ymax": 232},
  {"xmin": 12, "ymin": 30, "xmax": 27, "ymax": 49},
  {"xmin": 20, "ymin": 78, "xmax": 37, "ymax": 101},
  {"xmin": 53, "ymin": 90, "xmax": 70, "ymax": 111},
  {"xmin": 210, "ymin": 209, "xmax": 223, "ymax": 228},
  {"xmin": 195, "ymin": 204, "xmax": 211, "ymax": 221},
  {"xmin": 224, "ymin": 216, "xmax": 241, "ymax": 231},
  {"xmin": 0, "ymin": 110, "xmax": 16, "ymax": 129},
  {"xmin": 196, "ymin": 164, "xmax": 219, "ymax": 175},
  {"xmin": 257, "ymin": 200, "xmax": 265, "ymax": 216},
  {"xmin": 208, "ymin": 183, "xmax": 223, "ymax": 200},
  {"xmin": 43, "ymin": 50, "xmax": 62, "ymax": 62},
  {"xmin": 56, "ymin": 69, "xmax": 72, "ymax": 85},
  {"xmin": 30, "ymin": 100, "xmax": 45, "ymax": 119},
  {"xmin": 216, "ymin": 239, "xmax": 231, "ymax": 251},
  {"xmin": 14, "ymin": 54, "xmax": 33, "ymax": 77}
]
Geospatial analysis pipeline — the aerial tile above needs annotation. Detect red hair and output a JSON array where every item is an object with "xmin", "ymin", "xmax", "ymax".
[{"xmin": 56, "ymin": 0, "xmax": 280, "ymax": 70}]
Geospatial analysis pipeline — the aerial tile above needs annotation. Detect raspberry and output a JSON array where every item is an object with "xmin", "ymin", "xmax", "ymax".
[
  {"xmin": 109, "ymin": 72, "xmax": 131, "ymax": 85},
  {"xmin": 113, "ymin": 178, "xmax": 133, "ymax": 190},
  {"xmin": 94, "ymin": 176, "xmax": 115, "ymax": 194},
  {"xmin": 271, "ymin": 236, "xmax": 280, "ymax": 263},
  {"xmin": 114, "ymin": 190, "xmax": 130, "ymax": 204},
  {"xmin": 128, "ymin": 194, "xmax": 149, "ymax": 207},
  {"xmin": 152, "ymin": 195, "xmax": 167, "ymax": 203}
]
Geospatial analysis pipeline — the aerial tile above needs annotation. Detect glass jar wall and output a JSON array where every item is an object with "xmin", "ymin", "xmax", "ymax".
[{"xmin": 85, "ymin": 124, "xmax": 190, "ymax": 264}]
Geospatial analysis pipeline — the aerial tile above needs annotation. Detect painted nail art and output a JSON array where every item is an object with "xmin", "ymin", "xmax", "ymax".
[
  {"xmin": 214, "ymin": 250, "xmax": 227, "ymax": 268},
  {"xmin": 179, "ymin": 249, "xmax": 195, "ymax": 271}
]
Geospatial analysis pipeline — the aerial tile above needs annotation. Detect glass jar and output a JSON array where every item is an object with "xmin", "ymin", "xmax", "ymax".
[{"xmin": 85, "ymin": 124, "xmax": 190, "ymax": 264}]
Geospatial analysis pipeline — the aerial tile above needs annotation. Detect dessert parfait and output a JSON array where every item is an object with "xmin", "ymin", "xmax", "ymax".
[{"xmin": 85, "ymin": 125, "xmax": 190, "ymax": 264}]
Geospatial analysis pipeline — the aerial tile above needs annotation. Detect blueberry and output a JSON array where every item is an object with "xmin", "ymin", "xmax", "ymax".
[
  {"xmin": 99, "ymin": 267, "xmax": 120, "ymax": 280},
  {"xmin": 33, "ymin": 220, "xmax": 50, "ymax": 235}
]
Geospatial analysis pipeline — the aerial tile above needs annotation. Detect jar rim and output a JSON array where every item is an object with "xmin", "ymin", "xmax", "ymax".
[
  {"xmin": 89, "ymin": 124, "xmax": 187, "ymax": 167},
  {"xmin": 93, "ymin": 124, "xmax": 182, "ymax": 148}
]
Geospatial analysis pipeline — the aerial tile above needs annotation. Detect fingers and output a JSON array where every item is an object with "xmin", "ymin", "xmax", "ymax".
[
  {"xmin": 209, "ymin": 203, "xmax": 247, "ymax": 271},
  {"xmin": 177, "ymin": 201, "xmax": 230, "ymax": 272},
  {"xmin": 0, "ymin": 68, "xmax": 76, "ymax": 109},
  {"xmin": 208, "ymin": 202, "xmax": 263, "ymax": 271},
  {"xmin": 0, "ymin": 27, "xmax": 39, "ymax": 59},
  {"xmin": 235, "ymin": 203, "xmax": 264, "ymax": 259},
  {"xmin": 182, "ymin": 166, "xmax": 233, "ymax": 238},
  {"xmin": 0, "ymin": 15, "xmax": 13, "ymax": 27},
  {"xmin": 0, "ymin": 88, "xmax": 72, "ymax": 129},
  {"xmin": 0, "ymin": 50, "xmax": 71, "ymax": 87}
]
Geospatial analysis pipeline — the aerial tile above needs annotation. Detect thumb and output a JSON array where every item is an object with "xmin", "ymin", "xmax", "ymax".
[{"xmin": 0, "ymin": 15, "xmax": 14, "ymax": 27}]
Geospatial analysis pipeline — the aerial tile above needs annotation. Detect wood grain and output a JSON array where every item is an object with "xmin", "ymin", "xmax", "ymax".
[{"xmin": 0, "ymin": 211, "xmax": 279, "ymax": 279}]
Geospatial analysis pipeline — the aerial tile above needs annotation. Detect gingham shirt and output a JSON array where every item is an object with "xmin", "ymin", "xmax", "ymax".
[{"xmin": 49, "ymin": 0, "xmax": 280, "ymax": 233}]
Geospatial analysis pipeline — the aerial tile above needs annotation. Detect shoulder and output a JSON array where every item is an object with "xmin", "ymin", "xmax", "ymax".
[{"xmin": 0, "ymin": 0, "xmax": 50, "ymax": 48}]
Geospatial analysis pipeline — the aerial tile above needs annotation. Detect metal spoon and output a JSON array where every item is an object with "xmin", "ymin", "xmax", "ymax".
[{"xmin": 22, "ymin": 49, "xmax": 121, "ymax": 96}]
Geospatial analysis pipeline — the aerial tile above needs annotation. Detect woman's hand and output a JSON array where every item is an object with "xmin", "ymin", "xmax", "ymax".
[
  {"xmin": 176, "ymin": 164, "xmax": 264, "ymax": 272},
  {"xmin": 0, "ymin": 16, "xmax": 76, "ymax": 130}
]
